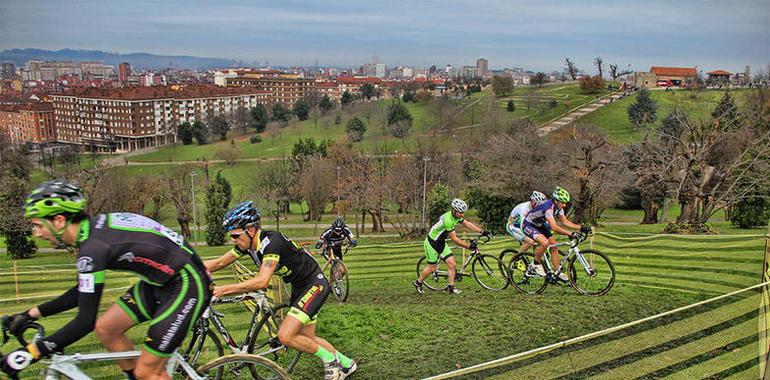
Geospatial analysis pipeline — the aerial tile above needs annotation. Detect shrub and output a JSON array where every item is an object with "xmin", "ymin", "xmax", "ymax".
[
  {"xmin": 730, "ymin": 197, "xmax": 770, "ymax": 228},
  {"xmin": 250, "ymin": 135, "xmax": 262, "ymax": 144}
]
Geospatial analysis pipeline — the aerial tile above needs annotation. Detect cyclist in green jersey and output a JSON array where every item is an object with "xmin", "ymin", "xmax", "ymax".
[{"xmin": 413, "ymin": 198, "xmax": 490, "ymax": 295}]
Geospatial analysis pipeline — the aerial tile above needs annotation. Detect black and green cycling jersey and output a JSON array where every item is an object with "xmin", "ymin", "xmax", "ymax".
[
  {"xmin": 33, "ymin": 212, "xmax": 210, "ymax": 358},
  {"xmin": 229, "ymin": 229, "xmax": 320, "ymax": 285}
]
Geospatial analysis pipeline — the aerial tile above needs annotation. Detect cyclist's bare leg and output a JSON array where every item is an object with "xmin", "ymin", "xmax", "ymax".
[
  {"xmin": 277, "ymin": 314, "xmax": 324, "ymax": 354},
  {"xmin": 532, "ymin": 234, "xmax": 550, "ymax": 264},
  {"xmin": 417, "ymin": 263, "xmax": 438, "ymax": 283},
  {"xmin": 519, "ymin": 237, "xmax": 535, "ymax": 253},
  {"xmin": 547, "ymin": 236, "xmax": 559, "ymax": 268},
  {"xmin": 134, "ymin": 350, "xmax": 171, "ymax": 380},
  {"xmin": 446, "ymin": 256, "xmax": 457, "ymax": 285},
  {"xmin": 94, "ymin": 303, "xmax": 137, "ymax": 371},
  {"xmin": 302, "ymin": 322, "xmax": 336, "ymax": 353}
]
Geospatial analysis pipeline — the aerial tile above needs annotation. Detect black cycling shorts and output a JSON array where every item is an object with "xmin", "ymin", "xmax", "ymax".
[
  {"xmin": 116, "ymin": 264, "xmax": 211, "ymax": 357},
  {"xmin": 330, "ymin": 245, "xmax": 344, "ymax": 260},
  {"xmin": 287, "ymin": 270, "xmax": 330, "ymax": 325}
]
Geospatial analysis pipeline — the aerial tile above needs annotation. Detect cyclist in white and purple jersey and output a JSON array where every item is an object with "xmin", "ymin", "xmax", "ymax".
[
  {"xmin": 506, "ymin": 191, "xmax": 547, "ymax": 254},
  {"xmin": 522, "ymin": 187, "xmax": 591, "ymax": 281}
]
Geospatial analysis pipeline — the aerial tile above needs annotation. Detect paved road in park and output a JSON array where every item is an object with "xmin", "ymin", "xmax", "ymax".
[{"xmin": 537, "ymin": 91, "xmax": 628, "ymax": 136}]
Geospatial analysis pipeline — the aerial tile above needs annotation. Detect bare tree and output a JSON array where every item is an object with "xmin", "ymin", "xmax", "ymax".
[
  {"xmin": 298, "ymin": 157, "xmax": 334, "ymax": 222},
  {"xmin": 609, "ymin": 64, "xmax": 633, "ymax": 80},
  {"xmin": 255, "ymin": 158, "xmax": 297, "ymax": 230},
  {"xmin": 166, "ymin": 164, "xmax": 197, "ymax": 238},
  {"xmin": 556, "ymin": 124, "xmax": 627, "ymax": 225},
  {"xmin": 594, "ymin": 56, "xmax": 604, "ymax": 78},
  {"xmin": 565, "ymin": 58, "xmax": 579, "ymax": 80}
]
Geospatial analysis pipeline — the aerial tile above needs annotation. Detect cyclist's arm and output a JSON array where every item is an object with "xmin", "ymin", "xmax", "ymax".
[
  {"xmin": 557, "ymin": 213, "xmax": 581, "ymax": 230},
  {"xmin": 34, "ymin": 286, "xmax": 79, "ymax": 318},
  {"xmin": 448, "ymin": 230, "xmax": 471, "ymax": 249},
  {"xmin": 461, "ymin": 220, "xmax": 483, "ymax": 234},
  {"xmin": 205, "ymin": 248, "xmax": 239, "ymax": 273},
  {"xmin": 546, "ymin": 215, "xmax": 572, "ymax": 237},
  {"xmin": 214, "ymin": 256, "xmax": 277, "ymax": 297}
]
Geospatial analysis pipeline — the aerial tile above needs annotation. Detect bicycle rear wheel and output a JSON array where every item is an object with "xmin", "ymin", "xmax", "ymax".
[
  {"xmin": 498, "ymin": 248, "xmax": 519, "ymax": 262},
  {"xmin": 330, "ymin": 260, "xmax": 350, "ymax": 302},
  {"xmin": 248, "ymin": 304, "xmax": 302, "ymax": 375},
  {"xmin": 507, "ymin": 252, "xmax": 547, "ymax": 294},
  {"xmin": 416, "ymin": 256, "xmax": 449, "ymax": 291},
  {"xmin": 197, "ymin": 354, "xmax": 290, "ymax": 380},
  {"xmin": 472, "ymin": 254, "xmax": 509, "ymax": 290},
  {"xmin": 568, "ymin": 249, "xmax": 615, "ymax": 296}
]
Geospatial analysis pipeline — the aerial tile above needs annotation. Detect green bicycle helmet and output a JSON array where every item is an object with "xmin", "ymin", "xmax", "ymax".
[
  {"xmin": 552, "ymin": 186, "xmax": 571, "ymax": 203},
  {"xmin": 24, "ymin": 180, "xmax": 87, "ymax": 218}
]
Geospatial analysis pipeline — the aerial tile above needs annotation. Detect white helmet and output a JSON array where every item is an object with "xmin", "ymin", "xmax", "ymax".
[
  {"xmin": 451, "ymin": 198, "xmax": 468, "ymax": 213},
  {"xmin": 530, "ymin": 191, "xmax": 547, "ymax": 205}
]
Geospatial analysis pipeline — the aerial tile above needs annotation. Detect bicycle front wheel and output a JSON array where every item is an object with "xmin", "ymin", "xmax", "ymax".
[
  {"xmin": 330, "ymin": 260, "xmax": 350, "ymax": 302},
  {"xmin": 180, "ymin": 327, "xmax": 224, "ymax": 379},
  {"xmin": 197, "ymin": 354, "xmax": 290, "ymax": 380},
  {"xmin": 472, "ymin": 254, "xmax": 509, "ymax": 291},
  {"xmin": 249, "ymin": 304, "xmax": 302, "ymax": 375},
  {"xmin": 508, "ymin": 252, "xmax": 547, "ymax": 295},
  {"xmin": 568, "ymin": 249, "xmax": 615, "ymax": 296},
  {"xmin": 498, "ymin": 248, "xmax": 519, "ymax": 262},
  {"xmin": 416, "ymin": 256, "xmax": 449, "ymax": 291}
]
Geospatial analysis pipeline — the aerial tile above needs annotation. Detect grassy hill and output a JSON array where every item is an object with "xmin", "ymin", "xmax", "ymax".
[{"xmin": 579, "ymin": 89, "xmax": 747, "ymax": 144}]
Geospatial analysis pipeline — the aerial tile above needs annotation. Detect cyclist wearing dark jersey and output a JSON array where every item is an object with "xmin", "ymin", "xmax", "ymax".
[
  {"xmin": 206, "ymin": 202, "xmax": 356, "ymax": 380},
  {"xmin": 522, "ymin": 186, "xmax": 591, "ymax": 280},
  {"xmin": 413, "ymin": 198, "xmax": 490, "ymax": 295},
  {"xmin": 316, "ymin": 217, "xmax": 357, "ymax": 260},
  {"xmin": 1, "ymin": 180, "xmax": 211, "ymax": 380}
]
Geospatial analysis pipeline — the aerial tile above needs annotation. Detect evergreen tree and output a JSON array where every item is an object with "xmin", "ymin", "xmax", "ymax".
[
  {"xmin": 192, "ymin": 120, "xmax": 209, "ymax": 145},
  {"xmin": 319, "ymin": 95, "xmax": 334, "ymax": 115},
  {"xmin": 345, "ymin": 117, "xmax": 367, "ymax": 142},
  {"xmin": 293, "ymin": 99, "xmax": 310, "ymax": 121},
  {"xmin": 178, "ymin": 122, "xmax": 194, "ymax": 145},
  {"xmin": 250, "ymin": 104, "xmax": 269, "ymax": 133},
  {"xmin": 205, "ymin": 172, "xmax": 232, "ymax": 246},
  {"xmin": 712, "ymin": 91, "xmax": 741, "ymax": 130},
  {"xmin": 506, "ymin": 100, "xmax": 515, "ymax": 112},
  {"xmin": 209, "ymin": 115, "xmax": 229, "ymax": 141},
  {"xmin": 271, "ymin": 103, "xmax": 292, "ymax": 124},
  {"xmin": 341, "ymin": 91, "xmax": 354, "ymax": 107},
  {"xmin": 627, "ymin": 88, "xmax": 658, "ymax": 128},
  {"xmin": 387, "ymin": 101, "xmax": 413, "ymax": 139},
  {"xmin": 0, "ymin": 140, "xmax": 36, "ymax": 259}
]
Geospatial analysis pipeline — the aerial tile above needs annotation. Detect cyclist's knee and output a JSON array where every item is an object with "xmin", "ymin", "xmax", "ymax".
[
  {"xmin": 277, "ymin": 329, "xmax": 295, "ymax": 347},
  {"xmin": 94, "ymin": 318, "xmax": 120, "ymax": 341},
  {"xmin": 134, "ymin": 360, "xmax": 167, "ymax": 380}
]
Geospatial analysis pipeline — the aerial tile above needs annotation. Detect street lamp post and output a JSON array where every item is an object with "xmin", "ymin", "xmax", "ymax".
[
  {"xmin": 421, "ymin": 156, "xmax": 431, "ymax": 232},
  {"xmin": 336, "ymin": 166, "xmax": 341, "ymax": 216},
  {"xmin": 190, "ymin": 171, "xmax": 198, "ymax": 244}
]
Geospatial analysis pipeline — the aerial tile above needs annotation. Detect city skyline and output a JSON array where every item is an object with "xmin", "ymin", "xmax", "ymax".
[{"xmin": 1, "ymin": 0, "xmax": 769, "ymax": 73}]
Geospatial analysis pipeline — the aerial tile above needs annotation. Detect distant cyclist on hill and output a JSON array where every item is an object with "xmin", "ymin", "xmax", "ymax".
[
  {"xmin": 522, "ymin": 187, "xmax": 591, "ymax": 281},
  {"xmin": 1, "ymin": 180, "xmax": 211, "ymax": 380},
  {"xmin": 506, "ymin": 191, "xmax": 547, "ymax": 254},
  {"xmin": 413, "ymin": 198, "xmax": 490, "ymax": 295},
  {"xmin": 206, "ymin": 202, "xmax": 356, "ymax": 380}
]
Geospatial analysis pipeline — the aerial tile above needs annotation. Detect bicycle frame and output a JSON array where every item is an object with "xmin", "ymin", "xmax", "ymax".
[
  {"xmin": 43, "ymin": 350, "xmax": 202, "ymax": 380},
  {"xmin": 540, "ymin": 236, "xmax": 595, "ymax": 279}
]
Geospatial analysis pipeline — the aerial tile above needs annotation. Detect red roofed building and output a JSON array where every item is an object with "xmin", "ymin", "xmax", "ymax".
[
  {"xmin": 706, "ymin": 69, "xmax": 731, "ymax": 83},
  {"xmin": 314, "ymin": 81, "xmax": 340, "ymax": 102},
  {"xmin": 50, "ymin": 85, "xmax": 269, "ymax": 152},
  {"xmin": 0, "ymin": 102, "xmax": 56, "ymax": 145},
  {"xmin": 635, "ymin": 66, "xmax": 698, "ymax": 88}
]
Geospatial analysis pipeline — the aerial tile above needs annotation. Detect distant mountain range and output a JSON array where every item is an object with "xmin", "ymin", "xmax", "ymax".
[{"xmin": 0, "ymin": 48, "xmax": 237, "ymax": 70}]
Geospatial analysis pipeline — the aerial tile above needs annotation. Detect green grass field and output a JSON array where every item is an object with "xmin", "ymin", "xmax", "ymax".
[
  {"xmin": 579, "ymin": 89, "xmax": 747, "ymax": 144},
  {"xmin": 1, "ymin": 230, "xmax": 766, "ymax": 379},
  {"xmin": 497, "ymin": 83, "xmax": 612, "ymax": 125}
]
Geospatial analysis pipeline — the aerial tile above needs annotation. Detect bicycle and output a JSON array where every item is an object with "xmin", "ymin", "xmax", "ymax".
[
  {"xmin": 507, "ymin": 231, "xmax": 615, "ymax": 296},
  {"xmin": 0, "ymin": 315, "xmax": 289, "ymax": 380},
  {"xmin": 180, "ymin": 291, "xmax": 302, "ymax": 379},
  {"xmin": 416, "ymin": 234, "xmax": 509, "ymax": 291},
  {"xmin": 318, "ymin": 242, "xmax": 351, "ymax": 302}
]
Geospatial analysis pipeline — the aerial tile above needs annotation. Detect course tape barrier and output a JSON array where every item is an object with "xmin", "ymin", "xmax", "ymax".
[{"xmin": 424, "ymin": 280, "xmax": 770, "ymax": 380}]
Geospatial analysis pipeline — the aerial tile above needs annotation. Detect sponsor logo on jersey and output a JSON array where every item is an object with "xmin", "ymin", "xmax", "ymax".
[
  {"xmin": 95, "ymin": 214, "xmax": 107, "ymax": 229},
  {"xmin": 298, "ymin": 285, "xmax": 323, "ymax": 311},
  {"xmin": 76, "ymin": 257, "xmax": 93, "ymax": 272},
  {"xmin": 118, "ymin": 252, "xmax": 136, "ymax": 262}
]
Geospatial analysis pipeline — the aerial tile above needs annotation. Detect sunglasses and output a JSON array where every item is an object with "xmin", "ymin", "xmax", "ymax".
[{"xmin": 229, "ymin": 231, "xmax": 246, "ymax": 239}]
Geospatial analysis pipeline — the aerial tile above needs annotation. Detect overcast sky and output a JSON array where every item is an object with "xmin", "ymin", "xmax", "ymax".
[{"xmin": 1, "ymin": 0, "xmax": 768, "ymax": 73}]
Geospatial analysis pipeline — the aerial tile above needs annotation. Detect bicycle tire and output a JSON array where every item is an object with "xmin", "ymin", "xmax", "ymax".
[
  {"xmin": 248, "ymin": 303, "xmax": 302, "ymax": 375},
  {"xmin": 197, "ymin": 354, "xmax": 290, "ymax": 380},
  {"xmin": 330, "ymin": 260, "xmax": 350, "ymax": 302},
  {"xmin": 498, "ymin": 248, "xmax": 519, "ymax": 262},
  {"xmin": 471, "ymin": 254, "xmax": 509, "ymax": 290},
  {"xmin": 507, "ymin": 252, "xmax": 547, "ymax": 294},
  {"xmin": 568, "ymin": 249, "xmax": 615, "ymax": 296},
  {"xmin": 416, "ymin": 256, "xmax": 449, "ymax": 291},
  {"xmin": 180, "ymin": 327, "xmax": 224, "ymax": 380}
]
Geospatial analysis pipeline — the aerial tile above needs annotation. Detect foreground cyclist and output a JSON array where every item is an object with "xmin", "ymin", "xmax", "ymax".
[
  {"xmin": 506, "ymin": 191, "xmax": 547, "ymax": 254},
  {"xmin": 522, "ymin": 187, "xmax": 591, "ymax": 281},
  {"xmin": 316, "ymin": 216, "xmax": 357, "ymax": 276},
  {"xmin": 207, "ymin": 202, "xmax": 356, "ymax": 380},
  {"xmin": 413, "ymin": 198, "xmax": 490, "ymax": 295},
  {"xmin": 0, "ymin": 180, "xmax": 211, "ymax": 380}
]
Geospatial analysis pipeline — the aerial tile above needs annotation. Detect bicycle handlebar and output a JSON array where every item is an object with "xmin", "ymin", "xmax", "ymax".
[{"xmin": 1, "ymin": 315, "xmax": 45, "ymax": 348}]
